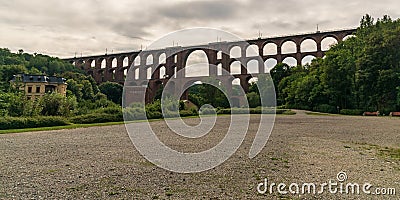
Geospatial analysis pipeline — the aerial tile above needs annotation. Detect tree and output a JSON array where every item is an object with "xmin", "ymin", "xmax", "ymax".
[
  {"xmin": 246, "ymin": 92, "xmax": 260, "ymax": 108},
  {"xmin": 279, "ymin": 14, "xmax": 400, "ymax": 112},
  {"xmin": 82, "ymin": 80, "xmax": 95, "ymax": 100},
  {"xmin": 99, "ymin": 82, "xmax": 123, "ymax": 105},
  {"xmin": 40, "ymin": 93, "xmax": 77, "ymax": 116},
  {"xmin": 270, "ymin": 63, "xmax": 291, "ymax": 105},
  {"xmin": 188, "ymin": 77, "xmax": 229, "ymax": 108}
]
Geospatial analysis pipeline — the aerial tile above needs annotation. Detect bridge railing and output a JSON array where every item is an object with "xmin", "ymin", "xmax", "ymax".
[{"xmin": 63, "ymin": 28, "xmax": 357, "ymax": 60}]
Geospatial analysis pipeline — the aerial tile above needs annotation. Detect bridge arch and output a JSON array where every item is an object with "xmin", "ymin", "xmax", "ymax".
[
  {"xmin": 247, "ymin": 59, "xmax": 259, "ymax": 74},
  {"xmin": 122, "ymin": 56, "xmax": 129, "ymax": 67},
  {"xmin": 321, "ymin": 36, "xmax": 338, "ymax": 51},
  {"xmin": 263, "ymin": 42, "xmax": 278, "ymax": 55},
  {"xmin": 343, "ymin": 34, "xmax": 356, "ymax": 41},
  {"xmin": 159, "ymin": 66, "xmax": 167, "ymax": 79},
  {"xmin": 321, "ymin": 34, "xmax": 339, "ymax": 41},
  {"xmin": 98, "ymin": 58, "xmax": 106, "ymax": 69},
  {"xmin": 110, "ymin": 57, "xmax": 117, "ymax": 68},
  {"xmin": 217, "ymin": 63, "xmax": 223, "ymax": 76},
  {"xmin": 302, "ymin": 55, "xmax": 317, "ymax": 66},
  {"xmin": 230, "ymin": 61, "xmax": 242, "ymax": 75},
  {"xmin": 134, "ymin": 56, "xmax": 141, "ymax": 66},
  {"xmin": 217, "ymin": 51, "xmax": 223, "ymax": 60},
  {"xmin": 146, "ymin": 54, "xmax": 154, "ymax": 65},
  {"xmin": 159, "ymin": 53, "xmax": 166, "ymax": 64},
  {"xmin": 229, "ymin": 46, "xmax": 241, "ymax": 58},
  {"xmin": 246, "ymin": 45, "xmax": 259, "ymax": 57},
  {"xmin": 76, "ymin": 59, "xmax": 85, "ymax": 70},
  {"xmin": 264, "ymin": 58, "xmax": 278, "ymax": 72},
  {"xmin": 86, "ymin": 59, "xmax": 95, "ymax": 69},
  {"xmin": 300, "ymin": 39, "xmax": 317, "ymax": 53},
  {"xmin": 282, "ymin": 57, "xmax": 298, "ymax": 67},
  {"xmin": 281, "ymin": 40, "xmax": 297, "ymax": 54},
  {"xmin": 134, "ymin": 68, "xmax": 140, "ymax": 80},
  {"xmin": 184, "ymin": 49, "xmax": 210, "ymax": 77},
  {"xmin": 147, "ymin": 67, "xmax": 152, "ymax": 79}
]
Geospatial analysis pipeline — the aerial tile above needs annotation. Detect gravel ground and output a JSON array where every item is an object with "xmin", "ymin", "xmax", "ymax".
[{"xmin": 0, "ymin": 112, "xmax": 399, "ymax": 199}]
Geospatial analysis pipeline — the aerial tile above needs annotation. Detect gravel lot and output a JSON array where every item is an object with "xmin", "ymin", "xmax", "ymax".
[{"xmin": 1, "ymin": 112, "xmax": 399, "ymax": 199}]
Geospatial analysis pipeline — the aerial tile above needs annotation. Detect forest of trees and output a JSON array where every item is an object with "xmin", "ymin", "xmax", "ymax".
[
  {"xmin": 184, "ymin": 15, "xmax": 400, "ymax": 115},
  {"xmin": 0, "ymin": 14, "xmax": 399, "ymax": 129},
  {"xmin": 269, "ymin": 14, "xmax": 400, "ymax": 115}
]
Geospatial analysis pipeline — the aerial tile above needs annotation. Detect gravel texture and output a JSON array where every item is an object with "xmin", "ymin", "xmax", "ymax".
[{"xmin": 1, "ymin": 112, "xmax": 399, "ymax": 199}]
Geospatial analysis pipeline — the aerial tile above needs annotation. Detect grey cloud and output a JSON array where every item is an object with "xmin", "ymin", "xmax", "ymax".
[
  {"xmin": 1, "ymin": 0, "xmax": 400, "ymax": 58},
  {"xmin": 159, "ymin": 0, "xmax": 242, "ymax": 20}
]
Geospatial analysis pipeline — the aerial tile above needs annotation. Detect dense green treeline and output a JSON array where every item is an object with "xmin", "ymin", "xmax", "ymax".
[
  {"xmin": 0, "ymin": 48, "xmax": 83, "ymax": 91},
  {"xmin": 178, "ymin": 15, "xmax": 400, "ymax": 114},
  {"xmin": 270, "ymin": 15, "xmax": 400, "ymax": 114},
  {"xmin": 0, "ymin": 49, "xmax": 124, "ymax": 121},
  {"xmin": 1, "ymin": 14, "xmax": 399, "ymax": 130}
]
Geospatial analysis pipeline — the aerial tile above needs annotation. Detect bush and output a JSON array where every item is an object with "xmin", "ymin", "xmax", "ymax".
[
  {"xmin": 282, "ymin": 110, "xmax": 296, "ymax": 115},
  {"xmin": 199, "ymin": 108, "xmax": 216, "ymax": 115},
  {"xmin": 70, "ymin": 113, "xmax": 123, "ymax": 124},
  {"xmin": 217, "ymin": 108, "xmax": 231, "ymax": 115},
  {"xmin": 123, "ymin": 107, "xmax": 146, "ymax": 121},
  {"xmin": 180, "ymin": 107, "xmax": 199, "ymax": 117},
  {"xmin": 147, "ymin": 111, "xmax": 163, "ymax": 119},
  {"xmin": 217, "ymin": 108, "xmax": 290, "ymax": 115},
  {"xmin": 92, "ymin": 106, "xmax": 122, "ymax": 115},
  {"xmin": 246, "ymin": 92, "xmax": 261, "ymax": 108},
  {"xmin": 340, "ymin": 109, "xmax": 364, "ymax": 116},
  {"xmin": 40, "ymin": 93, "xmax": 78, "ymax": 117},
  {"xmin": 0, "ymin": 116, "xmax": 70, "ymax": 130},
  {"xmin": 313, "ymin": 104, "xmax": 337, "ymax": 114}
]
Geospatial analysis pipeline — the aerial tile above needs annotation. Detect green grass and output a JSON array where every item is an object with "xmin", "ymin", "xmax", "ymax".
[
  {"xmin": 379, "ymin": 147, "xmax": 400, "ymax": 160},
  {"xmin": 349, "ymin": 141, "xmax": 400, "ymax": 161},
  {"xmin": 0, "ymin": 121, "xmax": 126, "ymax": 134},
  {"xmin": 305, "ymin": 112, "xmax": 339, "ymax": 116},
  {"xmin": 0, "ymin": 111, "xmax": 296, "ymax": 134}
]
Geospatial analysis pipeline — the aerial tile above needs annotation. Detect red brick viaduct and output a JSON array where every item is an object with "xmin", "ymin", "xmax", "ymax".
[{"xmin": 64, "ymin": 29, "xmax": 356, "ymax": 104}]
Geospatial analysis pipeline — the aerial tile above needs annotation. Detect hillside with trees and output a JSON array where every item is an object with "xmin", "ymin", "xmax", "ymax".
[
  {"xmin": 1, "ymin": 14, "xmax": 399, "ymax": 130},
  {"xmin": 269, "ymin": 14, "xmax": 400, "ymax": 115}
]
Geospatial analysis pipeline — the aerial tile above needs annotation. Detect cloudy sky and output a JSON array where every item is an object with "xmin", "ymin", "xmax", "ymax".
[{"xmin": 1, "ymin": 0, "xmax": 399, "ymax": 58}]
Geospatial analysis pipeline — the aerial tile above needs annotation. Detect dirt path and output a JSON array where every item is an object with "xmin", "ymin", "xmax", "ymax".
[{"xmin": 0, "ymin": 114, "xmax": 399, "ymax": 199}]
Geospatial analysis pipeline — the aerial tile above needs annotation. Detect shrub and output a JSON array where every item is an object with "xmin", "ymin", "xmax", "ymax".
[
  {"xmin": 277, "ymin": 105, "xmax": 287, "ymax": 109},
  {"xmin": 40, "ymin": 93, "xmax": 77, "ymax": 116},
  {"xmin": 313, "ymin": 104, "xmax": 337, "ymax": 114},
  {"xmin": 123, "ymin": 107, "xmax": 146, "ymax": 121},
  {"xmin": 199, "ymin": 108, "xmax": 216, "ymax": 115},
  {"xmin": 246, "ymin": 92, "xmax": 261, "ymax": 108},
  {"xmin": 147, "ymin": 111, "xmax": 163, "ymax": 119},
  {"xmin": 282, "ymin": 110, "xmax": 296, "ymax": 115},
  {"xmin": 0, "ymin": 116, "xmax": 70, "ymax": 130},
  {"xmin": 180, "ymin": 107, "xmax": 199, "ymax": 117},
  {"xmin": 217, "ymin": 108, "xmax": 293, "ymax": 115},
  {"xmin": 92, "ymin": 106, "xmax": 122, "ymax": 115},
  {"xmin": 70, "ymin": 113, "xmax": 123, "ymax": 124},
  {"xmin": 217, "ymin": 108, "xmax": 231, "ymax": 115},
  {"xmin": 340, "ymin": 109, "xmax": 364, "ymax": 116}
]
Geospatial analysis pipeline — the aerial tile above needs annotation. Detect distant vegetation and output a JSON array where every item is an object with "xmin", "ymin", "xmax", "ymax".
[
  {"xmin": 179, "ymin": 15, "xmax": 400, "ymax": 115},
  {"xmin": 1, "ymin": 14, "xmax": 399, "ymax": 130},
  {"xmin": 270, "ymin": 14, "xmax": 400, "ymax": 115}
]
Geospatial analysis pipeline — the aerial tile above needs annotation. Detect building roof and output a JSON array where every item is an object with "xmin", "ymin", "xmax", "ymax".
[{"xmin": 10, "ymin": 74, "xmax": 67, "ymax": 84}]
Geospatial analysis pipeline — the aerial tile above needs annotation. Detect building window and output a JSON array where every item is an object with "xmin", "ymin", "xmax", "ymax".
[
  {"xmin": 36, "ymin": 86, "xmax": 41, "ymax": 93},
  {"xmin": 28, "ymin": 86, "xmax": 32, "ymax": 93}
]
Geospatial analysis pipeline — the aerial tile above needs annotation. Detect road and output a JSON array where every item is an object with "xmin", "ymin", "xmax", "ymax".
[{"xmin": 1, "ymin": 114, "xmax": 399, "ymax": 199}]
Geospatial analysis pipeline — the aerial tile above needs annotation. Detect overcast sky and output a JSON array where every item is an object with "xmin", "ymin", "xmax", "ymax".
[{"xmin": 1, "ymin": 0, "xmax": 399, "ymax": 58}]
